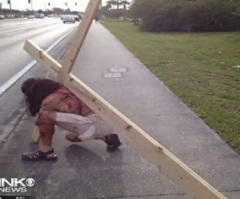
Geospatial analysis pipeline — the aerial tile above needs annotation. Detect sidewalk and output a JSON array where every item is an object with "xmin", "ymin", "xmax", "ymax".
[{"xmin": 0, "ymin": 23, "xmax": 240, "ymax": 199}]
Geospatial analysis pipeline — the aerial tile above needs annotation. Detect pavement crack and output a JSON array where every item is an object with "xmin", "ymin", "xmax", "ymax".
[
  {"xmin": 224, "ymin": 189, "xmax": 240, "ymax": 192},
  {"xmin": 0, "ymin": 108, "xmax": 26, "ymax": 149}
]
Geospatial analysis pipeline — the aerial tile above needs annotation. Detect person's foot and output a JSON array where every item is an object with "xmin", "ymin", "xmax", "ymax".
[
  {"xmin": 21, "ymin": 149, "xmax": 57, "ymax": 161},
  {"xmin": 65, "ymin": 133, "xmax": 81, "ymax": 143},
  {"xmin": 104, "ymin": 134, "xmax": 121, "ymax": 151}
]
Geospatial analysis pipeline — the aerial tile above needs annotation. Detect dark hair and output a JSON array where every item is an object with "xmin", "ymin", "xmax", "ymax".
[{"xmin": 21, "ymin": 78, "xmax": 63, "ymax": 116}]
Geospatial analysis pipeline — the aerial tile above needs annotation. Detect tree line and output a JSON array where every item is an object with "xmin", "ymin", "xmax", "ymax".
[
  {"xmin": 101, "ymin": 0, "xmax": 240, "ymax": 32},
  {"xmin": 100, "ymin": 0, "xmax": 131, "ymax": 19}
]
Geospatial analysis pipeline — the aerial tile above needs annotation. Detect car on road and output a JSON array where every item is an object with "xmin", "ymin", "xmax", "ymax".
[
  {"xmin": 63, "ymin": 15, "xmax": 75, "ymax": 24},
  {"xmin": 35, "ymin": 13, "xmax": 45, "ymax": 18},
  {"xmin": 28, "ymin": 15, "xmax": 34, "ymax": 19},
  {"xmin": 74, "ymin": 15, "xmax": 80, "ymax": 22},
  {"xmin": 0, "ymin": 15, "xmax": 4, "ymax": 20}
]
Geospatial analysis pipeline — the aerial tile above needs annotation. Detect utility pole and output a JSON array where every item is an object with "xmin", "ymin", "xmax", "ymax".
[
  {"xmin": 46, "ymin": 2, "xmax": 50, "ymax": 11},
  {"xmin": 65, "ymin": 2, "xmax": 69, "ymax": 14},
  {"xmin": 65, "ymin": 2, "xmax": 67, "ymax": 11},
  {"xmin": 31, "ymin": 0, "xmax": 33, "ymax": 12},
  {"xmin": 28, "ymin": 0, "xmax": 33, "ymax": 12},
  {"xmin": 7, "ymin": 0, "xmax": 12, "ymax": 16},
  {"xmin": 0, "ymin": 2, "xmax": 2, "ymax": 15}
]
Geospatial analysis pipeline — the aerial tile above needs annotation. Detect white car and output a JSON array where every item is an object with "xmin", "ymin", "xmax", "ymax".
[
  {"xmin": 63, "ymin": 15, "xmax": 75, "ymax": 24},
  {"xmin": 28, "ymin": 15, "xmax": 34, "ymax": 19}
]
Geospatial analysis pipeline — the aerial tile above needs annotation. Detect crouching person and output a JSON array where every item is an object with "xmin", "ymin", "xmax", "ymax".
[{"xmin": 21, "ymin": 78, "xmax": 121, "ymax": 161}]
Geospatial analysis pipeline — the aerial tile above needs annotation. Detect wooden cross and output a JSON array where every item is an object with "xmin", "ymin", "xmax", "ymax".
[{"xmin": 23, "ymin": 0, "xmax": 228, "ymax": 199}]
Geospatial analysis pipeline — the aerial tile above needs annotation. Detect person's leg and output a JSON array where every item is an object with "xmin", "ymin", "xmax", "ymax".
[
  {"xmin": 55, "ymin": 113, "xmax": 121, "ymax": 151},
  {"xmin": 22, "ymin": 111, "xmax": 57, "ymax": 161},
  {"xmin": 38, "ymin": 124, "xmax": 54, "ymax": 152},
  {"xmin": 65, "ymin": 132, "xmax": 81, "ymax": 142}
]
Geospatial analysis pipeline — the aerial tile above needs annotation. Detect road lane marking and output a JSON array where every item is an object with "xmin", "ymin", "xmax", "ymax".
[
  {"xmin": 0, "ymin": 25, "xmax": 77, "ymax": 96},
  {"xmin": 2, "ymin": 23, "xmax": 62, "ymax": 37},
  {"xmin": 5, "ymin": 31, "xmax": 25, "ymax": 36}
]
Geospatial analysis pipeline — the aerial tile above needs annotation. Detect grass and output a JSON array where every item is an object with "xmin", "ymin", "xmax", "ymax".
[{"xmin": 101, "ymin": 19, "xmax": 240, "ymax": 152}]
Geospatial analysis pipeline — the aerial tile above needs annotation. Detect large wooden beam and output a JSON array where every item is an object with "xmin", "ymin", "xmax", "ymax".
[
  {"xmin": 24, "ymin": 40, "xmax": 228, "ymax": 199},
  {"xmin": 58, "ymin": 0, "xmax": 101, "ymax": 80}
]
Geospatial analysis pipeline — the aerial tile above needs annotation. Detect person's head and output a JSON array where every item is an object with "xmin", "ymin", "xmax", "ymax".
[{"xmin": 21, "ymin": 78, "xmax": 63, "ymax": 116}]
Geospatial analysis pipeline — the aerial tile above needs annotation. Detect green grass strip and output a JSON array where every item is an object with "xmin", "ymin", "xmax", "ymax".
[{"xmin": 101, "ymin": 19, "xmax": 240, "ymax": 152}]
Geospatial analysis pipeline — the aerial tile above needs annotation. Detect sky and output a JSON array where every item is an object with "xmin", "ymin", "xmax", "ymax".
[{"xmin": 0, "ymin": 0, "xmax": 108, "ymax": 12}]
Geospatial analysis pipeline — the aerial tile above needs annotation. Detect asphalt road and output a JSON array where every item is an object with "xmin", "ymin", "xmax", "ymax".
[
  {"xmin": 0, "ymin": 18, "xmax": 77, "ymax": 86},
  {"xmin": 0, "ymin": 18, "xmax": 77, "ymax": 126}
]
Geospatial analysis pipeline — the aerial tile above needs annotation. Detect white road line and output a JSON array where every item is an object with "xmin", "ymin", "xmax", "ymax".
[
  {"xmin": 0, "ymin": 25, "xmax": 76, "ymax": 96},
  {"xmin": 5, "ymin": 31, "xmax": 25, "ymax": 36},
  {"xmin": 2, "ymin": 23, "xmax": 61, "ymax": 36}
]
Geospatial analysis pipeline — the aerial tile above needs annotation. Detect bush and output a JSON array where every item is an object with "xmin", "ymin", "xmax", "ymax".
[{"xmin": 130, "ymin": 0, "xmax": 240, "ymax": 32}]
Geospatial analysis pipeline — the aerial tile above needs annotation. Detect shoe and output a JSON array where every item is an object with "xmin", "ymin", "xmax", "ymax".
[
  {"xmin": 21, "ymin": 149, "xmax": 58, "ymax": 161},
  {"xmin": 104, "ymin": 134, "xmax": 121, "ymax": 151}
]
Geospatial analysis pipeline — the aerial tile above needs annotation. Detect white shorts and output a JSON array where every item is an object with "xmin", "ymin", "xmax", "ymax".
[{"xmin": 54, "ymin": 112, "xmax": 113, "ymax": 141}]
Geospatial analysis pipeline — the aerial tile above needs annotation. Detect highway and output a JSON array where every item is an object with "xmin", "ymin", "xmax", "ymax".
[{"xmin": 0, "ymin": 17, "xmax": 77, "ymax": 86}]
